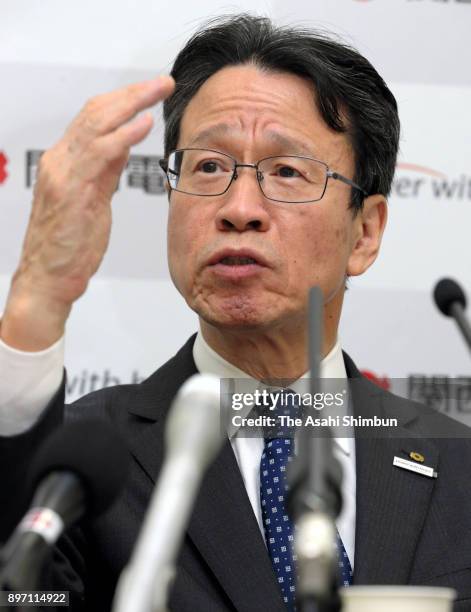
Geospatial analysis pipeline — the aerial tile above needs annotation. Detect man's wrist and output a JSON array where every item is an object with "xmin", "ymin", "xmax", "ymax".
[{"xmin": 1, "ymin": 289, "xmax": 70, "ymax": 352}]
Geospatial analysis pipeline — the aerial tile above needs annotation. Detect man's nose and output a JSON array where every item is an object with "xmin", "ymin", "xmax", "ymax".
[{"xmin": 215, "ymin": 167, "xmax": 271, "ymax": 232}]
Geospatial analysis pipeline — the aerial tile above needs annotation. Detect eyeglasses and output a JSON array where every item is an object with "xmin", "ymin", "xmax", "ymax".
[{"xmin": 159, "ymin": 148, "xmax": 367, "ymax": 204}]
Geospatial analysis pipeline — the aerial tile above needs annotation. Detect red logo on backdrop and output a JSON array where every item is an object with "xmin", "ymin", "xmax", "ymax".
[
  {"xmin": 0, "ymin": 151, "xmax": 8, "ymax": 184},
  {"xmin": 393, "ymin": 162, "xmax": 471, "ymax": 201},
  {"xmin": 361, "ymin": 370, "xmax": 391, "ymax": 391}
]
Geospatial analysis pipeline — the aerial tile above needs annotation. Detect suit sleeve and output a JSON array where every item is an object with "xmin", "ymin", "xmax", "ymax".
[
  {"xmin": 0, "ymin": 379, "xmax": 98, "ymax": 611},
  {"xmin": 0, "ymin": 376, "xmax": 65, "ymax": 542}
]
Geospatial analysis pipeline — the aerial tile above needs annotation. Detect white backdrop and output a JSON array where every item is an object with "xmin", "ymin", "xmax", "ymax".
[{"xmin": 1, "ymin": 0, "xmax": 470, "ymax": 423}]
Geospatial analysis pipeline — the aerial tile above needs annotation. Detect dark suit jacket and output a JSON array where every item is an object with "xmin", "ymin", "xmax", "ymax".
[{"xmin": 2, "ymin": 334, "xmax": 471, "ymax": 611}]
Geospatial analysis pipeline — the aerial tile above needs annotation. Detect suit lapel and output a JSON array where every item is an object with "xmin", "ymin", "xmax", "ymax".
[
  {"xmin": 127, "ymin": 335, "xmax": 285, "ymax": 612},
  {"xmin": 187, "ymin": 441, "xmax": 287, "ymax": 612},
  {"xmin": 354, "ymin": 435, "xmax": 438, "ymax": 584},
  {"xmin": 343, "ymin": 353, "xmax": 439, "ymax": 585},
  {"xmin": 127, "ymin": 339, "xmax": 440, "ymax": 604}
]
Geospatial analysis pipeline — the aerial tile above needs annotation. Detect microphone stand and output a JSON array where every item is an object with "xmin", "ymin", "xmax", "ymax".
[
  {"xmin": 449, "ymin": 301, "xmax": 471, "ymax": 354},
  {"xmin": 433, "ymin": 278, "xmax": 471, "ymax": 355},
  {"xmin": 288, "ymin": 287, "xmax": 343, "ymax": 612}
]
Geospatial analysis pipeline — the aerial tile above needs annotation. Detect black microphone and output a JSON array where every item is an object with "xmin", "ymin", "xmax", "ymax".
[
  {"xmin": 288, "ymin": 287, "xmax": 342, "ymax": 612},
  {"xmin": 433, "ymin": 278, "xmax": 471, "ymax": 354},
  {"xmin": 0, "ymin": 420, "xmax": 129, "ymax": 590}
]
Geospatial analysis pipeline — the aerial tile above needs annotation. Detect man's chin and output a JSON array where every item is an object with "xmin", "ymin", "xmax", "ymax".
[{"xmin": 192, "ymin": 296, "xmax": 275, "ymax": 331}]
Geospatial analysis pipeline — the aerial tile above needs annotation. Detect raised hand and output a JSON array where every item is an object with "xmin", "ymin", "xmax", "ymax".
[{"xmin": 1, "ymin": 76, "xmax": 175, "ymax": 351}]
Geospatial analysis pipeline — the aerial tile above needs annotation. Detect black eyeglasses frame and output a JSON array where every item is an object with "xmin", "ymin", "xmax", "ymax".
[{"xmin": 158, "ymin": 148, "xmax": 368, "ymax": 204}]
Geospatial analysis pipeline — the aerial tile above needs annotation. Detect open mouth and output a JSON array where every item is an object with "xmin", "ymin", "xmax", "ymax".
[
  {"xmin": 218, "ymin": 256, "xmax": 258, "ymax": 266},
  {"xmin": 207, "ymin": 250, "xmax": 267, "ymax": 279}
]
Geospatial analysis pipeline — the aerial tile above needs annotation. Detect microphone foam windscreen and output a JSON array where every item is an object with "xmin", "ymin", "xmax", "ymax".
[
  {"xmin": 433, "ymin": 278, "xmax": 467, "ymax": 317},
  {"xmin": 30, "ymin": 420, "xmax": 129, "ymax": 517}
]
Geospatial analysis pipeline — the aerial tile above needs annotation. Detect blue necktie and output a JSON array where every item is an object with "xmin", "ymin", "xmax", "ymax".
[
  {"xmin": 260, "ymin": 436, "xmax": 298, "ymax": 610},
  {"xmin": 337, "ymin": 531, "xmax": 353, "ymax": 587},
  {"xmin": 259, "ymin": 390, "xmax": 352, "ymax": 611}
]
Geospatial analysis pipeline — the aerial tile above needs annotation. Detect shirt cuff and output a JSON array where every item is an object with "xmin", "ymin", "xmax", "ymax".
[{"xmin": 0, "ymin": 328, "xmax": 65, "ymax": 436}]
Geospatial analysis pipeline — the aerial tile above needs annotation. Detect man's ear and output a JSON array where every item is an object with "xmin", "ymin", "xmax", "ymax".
[
  {"xmin": 347, "ymin": 194, "xmax": 388, "ymax": 277},
  {"xmin": 165, "ymin": 181, "xmax": 171, "ymax": 203}
]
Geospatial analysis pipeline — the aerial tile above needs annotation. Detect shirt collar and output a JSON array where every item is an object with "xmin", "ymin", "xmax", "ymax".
[{"xmin": 192, "ymin": 330, "xmax": 352, "ymax": 456}]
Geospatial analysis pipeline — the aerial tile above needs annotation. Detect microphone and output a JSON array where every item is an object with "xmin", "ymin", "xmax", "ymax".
[
  {"xmin": 113, "ymin": 374, "xmax": 225, "ymax": 612},
  {"xmin": 433, "ymin": 278, "xmax": 471, "ymax": 353},
  {"xmin": 288, "ymin": 286, "xmax": 342, "ymax": 612},
  {"xmin": 0, "ymin": 420, "xmax": 129, "ymax": 590}
]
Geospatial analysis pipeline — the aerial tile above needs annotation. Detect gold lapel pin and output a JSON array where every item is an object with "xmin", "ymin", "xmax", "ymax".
[{"xmin": 409, "ymin": 451, "xmax": 425, "ymax": 463}]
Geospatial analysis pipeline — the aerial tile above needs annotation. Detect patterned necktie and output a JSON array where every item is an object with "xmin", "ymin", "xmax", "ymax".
[
  {"xmin": 260, "ymin": 435, "xmax": 298, "ymax": 610},
  {"xmin": 259, "ymin": 390, "xmax": 352, "ymax": 611},
  {"xmin": 337, "ymin": 531, "xmax": 353, "ymax": 587}
]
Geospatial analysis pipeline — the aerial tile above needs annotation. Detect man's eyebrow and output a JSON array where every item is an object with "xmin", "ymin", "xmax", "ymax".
[
  {"xmin": 188, "ymin": 125, "xmax": 317, "ymax": 156},
  {"xmin": 264, "ymin": 131, "xmax": 315, "ymax": 156},
  {"xmin": 188, "ymin": 124, "xmax": 232, "ymax": 147}
]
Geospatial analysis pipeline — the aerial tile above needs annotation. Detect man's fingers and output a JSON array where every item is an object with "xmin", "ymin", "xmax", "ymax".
[
  {"xmin": 115, "ymin": 111, "xmax": 155, "ymax": 147},
  {"xmin": 67, "ymin": 75, "xmax": 175, "ymax": 141},
  {"xmin": 72, "ymin": 111, "xmax": 155, "ymax": 182}
]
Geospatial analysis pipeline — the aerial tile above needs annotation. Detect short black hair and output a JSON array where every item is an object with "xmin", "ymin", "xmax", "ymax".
[{"xmin": 163, "ymin": 14, "xmax": 400, "ymax": 212}]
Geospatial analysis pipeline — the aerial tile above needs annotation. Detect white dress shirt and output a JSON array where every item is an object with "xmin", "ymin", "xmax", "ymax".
[
  {"xmin": 192, "ymin": 332, "xmax": 356, "ymax": 567},
  {"xmin": 0, "ymin": 329, "xmax": 356, "ymax": 565},
  {"xmin": 0, "ymin": 332, "xmax": 64, "ymax": 435}
]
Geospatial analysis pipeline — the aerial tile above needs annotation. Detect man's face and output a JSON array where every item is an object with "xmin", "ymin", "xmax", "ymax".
[{"xmin": 167, "ymin": 64, "xmax": 368, "ymax": 333}]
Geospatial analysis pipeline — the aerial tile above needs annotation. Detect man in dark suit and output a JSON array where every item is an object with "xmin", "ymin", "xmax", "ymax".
[{"xmin": 1, "ymin": 13, "xmax": 471, "ymax": 611}]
